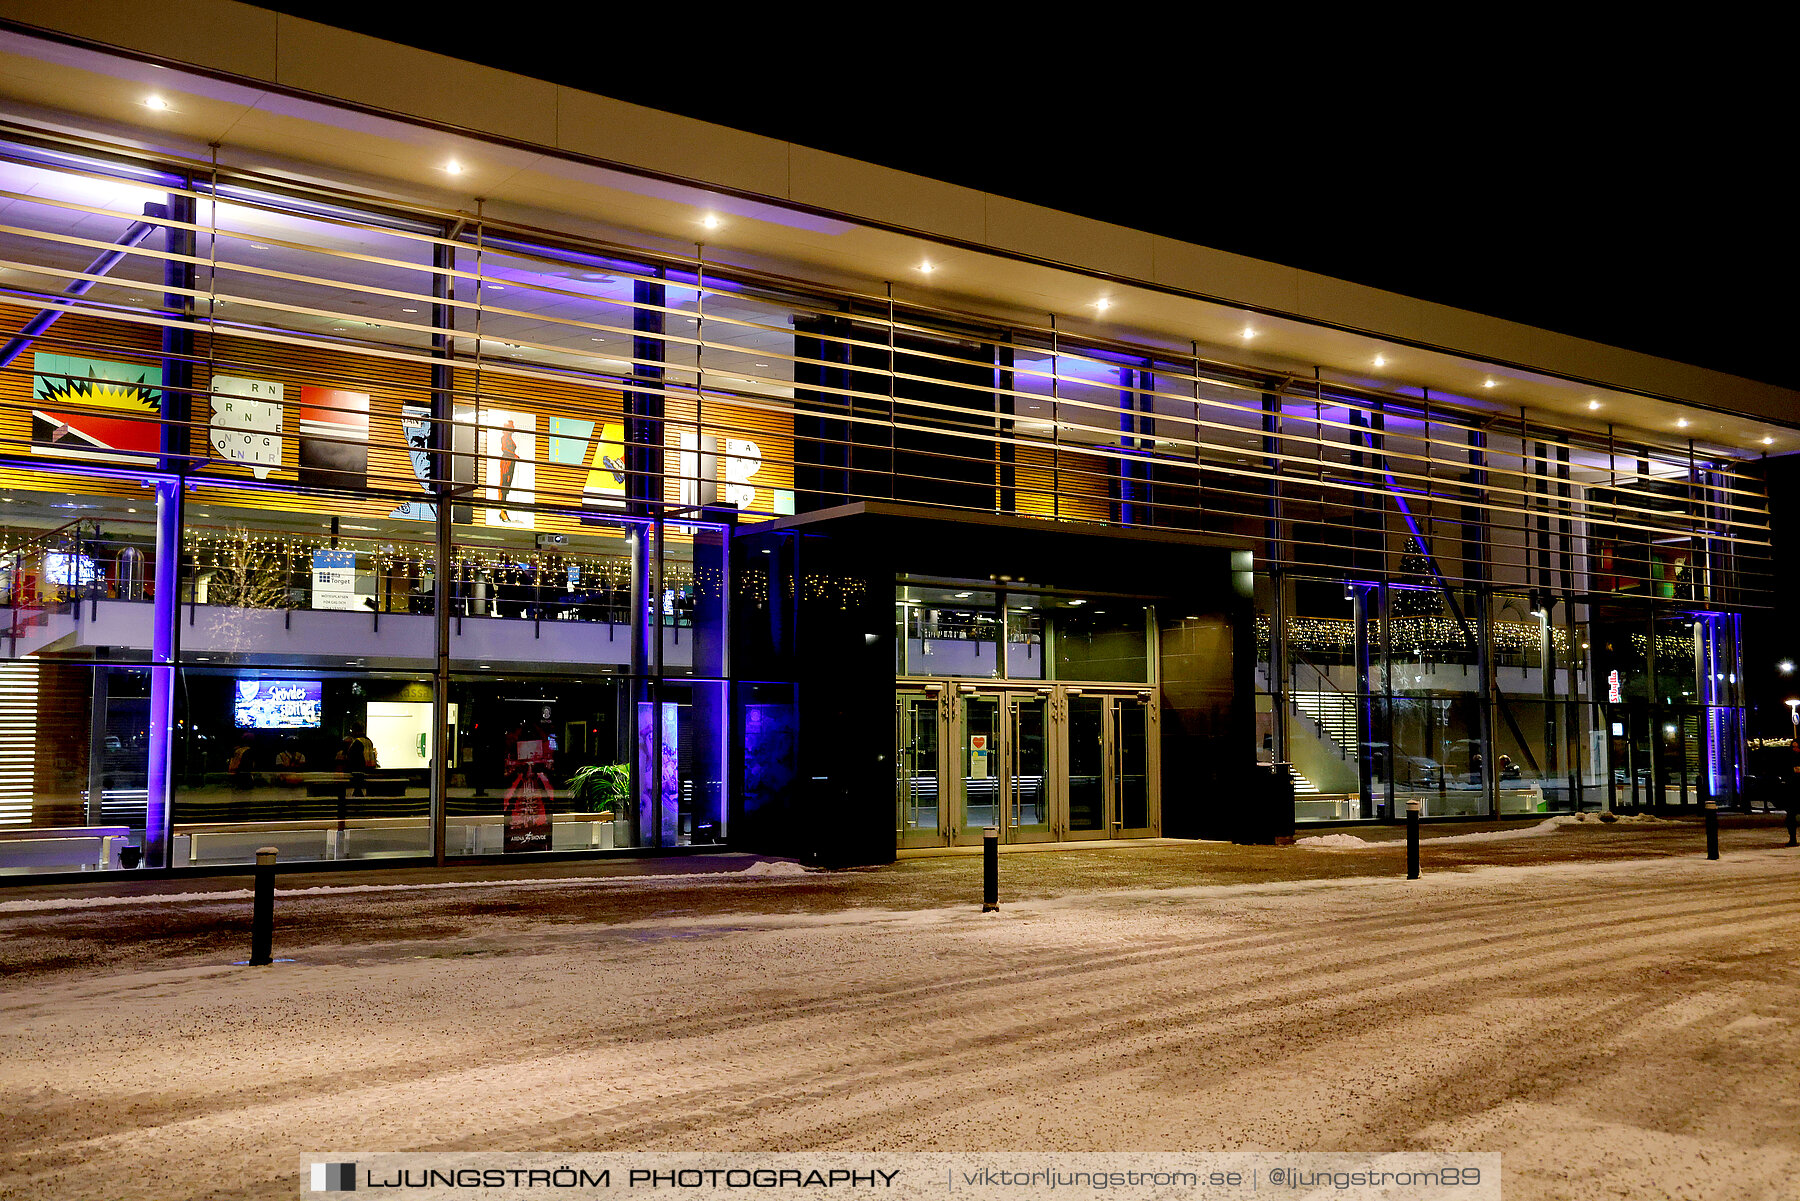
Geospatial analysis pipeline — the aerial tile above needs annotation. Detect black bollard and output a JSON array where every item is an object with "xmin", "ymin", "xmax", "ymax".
[
  {"xmin": 1787, "ymin": 806, "xmax": 1797, "ymax": 848},
  {"xmin": 1705, "ymin": 801, "xmax": 1719, "ymax": 861},
  {"xmin": 1406, "ymin": 799, "xmax": 1421, "ymax": 880},
  {"xmin": 249, "ymin": 846, "xmax": 278, "ymax": 965},
  {"xmin": 982, "ymin": 827, "xmax": 999, "ymax": 912}
]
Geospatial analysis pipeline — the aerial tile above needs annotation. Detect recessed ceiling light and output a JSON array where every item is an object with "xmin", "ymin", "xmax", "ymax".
[
  {"xmin": 701, "ymin": 214, "xmax": 722, "ymax": 230},
  {"xmin": 1483, "ymin": 379, "xmax": 1497, "ymax": 388},
  {"xmin": 1241, "ymin": 326, "xmax": 1257, "ymax": 339},
  {"xmin": 1677, "ymin": 418, "xmax": 1689, "ymax": 428},
  {"xmin": 143, "ymin": 95, "xmax": 170, "ymax": 111},
  {"xmin": 444, "ymin": 159, "xmax": 464, "ymax": 175},
  {"xmin": 754, "ymin": 362, "xmax": 767, "ymax": 367},
  {"xmin": 1095, "ymin": 298, "xmax": 1111, "ymax": 313},
  {"xmin": 1587, "ymin": 400, "xmax": 1601, "ymax": 410},
  {"xmin": 918, "ymin": 260, "xmax": 935, "ymax": 274},
  {"xmin": 487, "ymin": 284, "xmax": 504, "ymax": 291},
  {"xmin": 1372, "ymin": 354, "xmax": 1386, "ymax": 368},
  {"xmin": 1762, "ymin": 436, "xmax": 1774, "ymax": 445},
  {"xmin": 251, "ymin": 244, "xmax": 269, "ymax": 250},
  {"xmin": 401, "ymin": 307, "xmax": 418, "ymax": 313}
]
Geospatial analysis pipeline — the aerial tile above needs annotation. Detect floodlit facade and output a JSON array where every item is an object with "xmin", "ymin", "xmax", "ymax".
[{"xmin": 0, "ymin": 3, "xmax": 1791, "ymax": 875}]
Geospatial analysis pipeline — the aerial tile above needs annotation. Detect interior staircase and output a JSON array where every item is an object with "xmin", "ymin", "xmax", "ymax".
[{"xmin": 1292, "ymin": 690, "xmax": 1357, "ymax": 758}]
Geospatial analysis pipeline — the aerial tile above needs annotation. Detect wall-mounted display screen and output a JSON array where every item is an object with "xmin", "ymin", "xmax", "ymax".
[
  {"xmin": 42, "ymin": 551, "xmax": 101, "ymax": 587},
  {"xmin": 234, "ymin": 679, "xmax": 323, "ymax": 729}
]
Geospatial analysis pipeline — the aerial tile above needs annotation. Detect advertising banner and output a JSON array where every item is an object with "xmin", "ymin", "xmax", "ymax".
[
  {"xmin": 503, "ymin": 733, "xmax": 554, "ymax": 853},
  {"xmin": 29, "ymin": 352, "xmax": 162, "ymax": 462}
]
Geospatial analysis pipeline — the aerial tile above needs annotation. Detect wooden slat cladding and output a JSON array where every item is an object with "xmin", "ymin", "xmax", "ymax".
[
  {"xmin": 664, "ymin": 390, "xmax": 797, "ymax": 517},
  {"xmin": 1011, "ymin": 441, "xmax": 1110, "ymax": 524}
]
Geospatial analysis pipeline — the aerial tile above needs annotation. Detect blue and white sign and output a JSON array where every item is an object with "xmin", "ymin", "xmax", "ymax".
[{"xmin": 311, "ymin": 548, "xmax": 358, "ymax": 611}]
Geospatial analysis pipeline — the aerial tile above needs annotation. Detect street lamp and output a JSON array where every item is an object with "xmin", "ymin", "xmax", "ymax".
[
  {"xmin": 1787, "ymin": 698, "xmax": 1799, "ymax": 746},
  {"xmin": 1780, "ymin": 659, "xmax": 1795, "ymax": 676}
]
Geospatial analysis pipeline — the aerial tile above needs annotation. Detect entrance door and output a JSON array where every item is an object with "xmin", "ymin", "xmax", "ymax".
[
  {"xmin": 953, "ymin": 688, "xmax": 1053, "ymax": 844},
  {"xmin": 1064, "ymin": 690, "xmax": 1158, "ymax": 840},
  {"xmin": 1112, "ymin": 693, "xmax": 1155, "ymax": 837},
  {"xmin": 895, "ymin": 690, "xmax": 942, "ymax": 846}
]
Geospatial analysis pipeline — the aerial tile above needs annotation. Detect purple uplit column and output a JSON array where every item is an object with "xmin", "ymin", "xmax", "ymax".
[{"xmin": 144, "ymin": 479, "xmax": 181, "ymax": 868}]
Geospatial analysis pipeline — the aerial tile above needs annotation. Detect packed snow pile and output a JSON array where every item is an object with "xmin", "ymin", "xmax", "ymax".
[
  {"xmin": 1295, "ymin": 833, "xmax": 1371, "ymax": 848},
  {"xmin": 0, "ymin": 858, "xmax": 812, "ymax": 914},
  {"xmin": 738, "ymin": 859, "xmax": 810, "ymax": 878},
  {"xmin": 1298, "ymin": 811, "xmax": 1678, "ymax": 850}
]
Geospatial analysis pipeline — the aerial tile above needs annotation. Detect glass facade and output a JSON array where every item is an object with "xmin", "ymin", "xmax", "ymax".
[{"xmin": 0, "ymin": 107, "xmax": 1769, "ymax": 871}]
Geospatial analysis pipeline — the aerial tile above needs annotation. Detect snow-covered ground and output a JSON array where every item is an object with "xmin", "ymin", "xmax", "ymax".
[{"xmin": 3, "ymin": 848, "xmax": 1799, "ymax": 1200}]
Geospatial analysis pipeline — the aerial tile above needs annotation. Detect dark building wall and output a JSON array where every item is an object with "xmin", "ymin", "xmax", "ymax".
[
  {"xmin": 1157, "ymin": 613, "xmax": 1248, "ymax": 839},
  {"xmin": 730, "ymin": 524, "xmax": 894, "ymax": 867}
]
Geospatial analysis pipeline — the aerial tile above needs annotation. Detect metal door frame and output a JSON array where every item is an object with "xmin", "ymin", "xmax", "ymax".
[
  {"xmin": 933, "ymin": 681, "xmax": 1158, "ymax": 844},
  {"xmin": 1109, "ymin": 687, "xmax": 1159, "ymax": 838},
  {"xmin": 895, "ymin": 684, "xmax": 947, "ymax": 849},
  {"xmin": 948, "ymin": 683, "xmax": 1057, "ymax": 845}
]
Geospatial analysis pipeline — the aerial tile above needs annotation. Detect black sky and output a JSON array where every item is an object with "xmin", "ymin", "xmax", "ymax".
[{"xmin": 251, "ymin": 8, "xmax": 1800, "ymax": 396}]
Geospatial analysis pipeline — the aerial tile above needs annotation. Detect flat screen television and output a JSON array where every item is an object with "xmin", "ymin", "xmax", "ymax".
[{"xmin": 234, "ymin": 679, "xmax": 322, "ymax": 729}]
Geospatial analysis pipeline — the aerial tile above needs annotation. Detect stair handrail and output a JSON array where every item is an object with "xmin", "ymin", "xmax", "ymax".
[
  {"xmin": 4, "ymin": 516, "xmax": 91, "ymax": 656},
  {"xmin": 1287, "ymin": 643, "xmax": 1356, "ymax": 760}
]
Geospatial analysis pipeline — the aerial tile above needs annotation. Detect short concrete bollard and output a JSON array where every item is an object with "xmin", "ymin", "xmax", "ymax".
[
  {"xmin": 982, "ymin": 827, "xmax": 999, "ymax": 912},
  {"xmin": 1705, "ymin": 801, "xmax": 1719, "ymax": 861},
  {"xmin": 249, "ymin": 846, "xmax": 278, "ymax": 965},
  {"xmin": 1406, "ymin": 799, "xmax": 1421, "ymax": 880}
]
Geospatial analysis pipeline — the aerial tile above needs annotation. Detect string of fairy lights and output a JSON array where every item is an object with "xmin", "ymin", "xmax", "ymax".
[
  {"xmin": 1252, "ymin": 615, "xmax": 1700, "ymax": 667},
  {"xmin": 0, "ymin": 527, "xmax": 727, "ymax": 600}
]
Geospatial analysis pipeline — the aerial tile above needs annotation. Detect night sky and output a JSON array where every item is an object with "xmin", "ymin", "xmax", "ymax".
[
  {"xmin": 248, "ymin": 8, "xmax": 1800, "ymax": 734},
  {"xmin": 254, "ymin": 9, "xmax": 1796, "ymax": 394}
]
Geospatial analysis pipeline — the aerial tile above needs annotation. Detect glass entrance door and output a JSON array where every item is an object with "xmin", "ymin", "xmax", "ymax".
[
  {"xmin": 1113, "ymin": 694, "xmax": 1154, "ymax": 837},
  {"xmin": 954, "ymin": 688, "xmax": 1053, "ymax": 844},
  {"xmin": 1064, "ymin": 690, "xmax": 1157, "ymax": 840},
  {"xmin": 895, "ymin": 690, "xmax": 941, "ymax": 846},
  {"xmin": 916, "ymin": 682, "xmax": 1158, "ymax": 846}
]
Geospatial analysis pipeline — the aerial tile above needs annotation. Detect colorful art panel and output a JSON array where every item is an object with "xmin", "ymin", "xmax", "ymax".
[
  {"xmin": 297, "ymin": 387, "xmax": 370, "ymax": 491},
  {"xmin": 208, "ymin": 374, "xmax": 284, "ymax": 479},
  {"xmin": 483, "ymin": 407, "xmax": 537, "ymax": 529},
  {"xmin": 29, "ymin": 352, "xmax": 162, "ymax": 463}
]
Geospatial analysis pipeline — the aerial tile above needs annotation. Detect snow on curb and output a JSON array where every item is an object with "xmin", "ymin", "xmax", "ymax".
[
  {"xmin": 0, "ymin": 859, "xmax": 812, "ymax": 914},
  {"xmin": 1297, "ymin": 812, "xmax": 1679, "ymax": 850}
]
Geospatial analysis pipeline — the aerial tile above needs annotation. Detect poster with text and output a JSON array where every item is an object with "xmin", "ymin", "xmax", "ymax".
[
  {"xmin": 297, "ymin": 387, "xmax": 370, "ymax": 491},
  {"xmin": 310, "ymin": 548, "xmax": 359, "ymax": 611},
  {"xmin": 29, "ymin": 352, "xmax": 162, "ymax": 463},
  {"xmin": 483, "ymin": 407, "xmax": 537, "ymax": 528},
  {"xmin": 208, "ymin": 374, "xmax": 283, "ymax": 479}
]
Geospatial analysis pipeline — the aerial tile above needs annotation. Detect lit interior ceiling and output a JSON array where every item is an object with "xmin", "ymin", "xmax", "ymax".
[{"xmin": 0, "ymin": 27, "xmax": 1792, "ymax": 462}]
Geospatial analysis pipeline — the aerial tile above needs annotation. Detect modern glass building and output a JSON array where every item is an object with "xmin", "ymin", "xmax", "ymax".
[{"xmin": 0, "ymin": 5, "xmax": 1790, "ymax": 874}]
